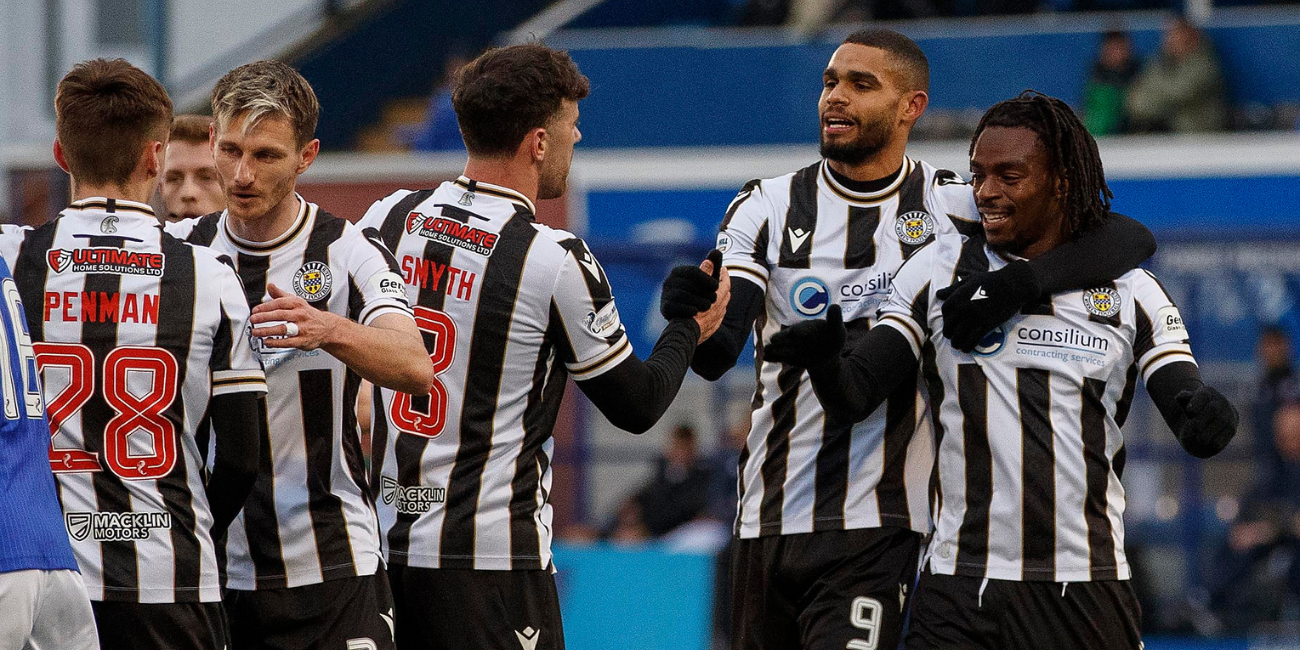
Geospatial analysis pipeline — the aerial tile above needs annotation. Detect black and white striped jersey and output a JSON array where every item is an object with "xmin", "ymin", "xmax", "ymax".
[
  {"xmin": 165, "ymin": 196, "xmax": 413, "ymax": 590},
  {"xmin": 357, "ymin": 177, "xmax": 631, "ymax": 571},
  {"xmin": 877, "ymin": 232, "xmax": 1193, "ymax": 582},
  {"xmin": 0, "ymin": 198, "xmax": 266, "ymax": 603},
  {"xmin": 718, "ymin": 158, "xmax": 979, "ymax": 539}
]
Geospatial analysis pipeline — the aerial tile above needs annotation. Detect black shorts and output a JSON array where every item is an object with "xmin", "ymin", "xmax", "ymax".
[
  {"xmin": 905, "ymin": 568, "xmax": 1142, "ymax": 650},
  {"xmin": 731, "ymin": 527, "xmax": 923, "ymax": 650},
  {"xmin": 387, "ymin": 564, "xmax": 564, "ymax": 650},
  {"xmin": 92, "ymin": 600, "xmax": 228, "ymax": 650},
  {"xmin": 226, "ymin": 568, "xmax": 395, "ymax": 650}
]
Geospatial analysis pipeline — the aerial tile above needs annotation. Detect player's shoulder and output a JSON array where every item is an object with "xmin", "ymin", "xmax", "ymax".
[
  {"xmin": 163, "ymin": 211, "xmax": 223, "ymax": 243},
  {"xmin": 911, "ymin": 159, "xmax": 981, "ymax": 235},
  {"xmin": 358, "ymin": 188, "xmax": 432, "ymax": 229}
]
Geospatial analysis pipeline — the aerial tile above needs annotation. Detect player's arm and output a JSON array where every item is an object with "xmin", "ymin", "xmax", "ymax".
[
  {"xmin": 1133, "ymin": 272, "xmax": 1237, "ymax": 458},
  {"xmin": 938, "ymin": 208, "xmax": 1157, "ymax": 352},
  {"xmin": 205, "ymin": 262, "xmax": 270, "ymax": 540},
  {"xmin": 249, "ymin": 229, "xmax": 435, "ymax": 395},
  {"xmin": 692, "ymin": 179, "xmax": 770, "ymax": 380},
  {"xmin": 561, "ymin": 250, "xmax": 729, "ymax": 434}
]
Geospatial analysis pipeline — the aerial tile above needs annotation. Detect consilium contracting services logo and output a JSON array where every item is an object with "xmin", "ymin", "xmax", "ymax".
[
  {"xmin": 293, "ymin": 261, "xmax": 333, "ymax": 302},
  {"xmin": 789, "ymin": 277, "xmax": 830, "ymax": 317},
  {"xmin": 65, "ymin": 511, "xmax": 171, "ymax": 542},
  {"xmin": 380, "ymin": 476, "xmax": 445, "ymax": 515},
  {"xmin": 895, "ymin": 211, "xmax": 934, "ymax": 245},
  {"xmin": 1083, "ymin": 287, "xmax": 1122, "ymax": 317},
  {"xmin": 47, "ymin": 248, "xmax": 165, "ymax": 276}
]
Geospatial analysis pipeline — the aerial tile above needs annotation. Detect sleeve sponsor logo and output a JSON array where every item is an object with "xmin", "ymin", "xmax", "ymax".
[
  {"xmin": 1082, "ymin": 287, "xmax": 1122, "ymax": 317},
  {"xmin": 371, "ymin": 271, "xmax": 408, "ymax": 300},
  {"xmin": 895, "ymin": 212, "xmax": 935, "ymax": 245},
  {"xmin": 405, "ymin": 211, "xmax": 498, "ymax": 256},
  {"xmin": 292, "ymin": 261, "xmax": 333, "ymax": 302},
  {"xmin": 47, "ymin": 248, "xmax": 165, "ymax": 276},
  {"xmin": 65, "ymin": 511, "xmax": 171, "ymax": 542},
  {"xmin": 380, "ymin": 475, "xmax": 445, "ymax": 515},
  {"xmin": 585, "ymin": 301, "xmax": 623, "ymax": 337},
  {"xmin": 716, "ymin": 231, "xmax": 733, "ymax": 253},
  {"xmin": 1156, "ymin": 305, "xmax": 1187, "ymax": 338}
]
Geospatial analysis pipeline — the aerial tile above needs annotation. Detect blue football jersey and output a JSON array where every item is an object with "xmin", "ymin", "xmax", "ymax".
[{"xmin": 0, "ymin": 255, "xmax": 79, "ymax": 574}]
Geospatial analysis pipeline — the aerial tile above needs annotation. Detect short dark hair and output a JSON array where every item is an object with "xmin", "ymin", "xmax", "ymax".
[
  {"xmin": 169, "ymin": 114, "xmax": 213, "ymax": 145},
  {"xmin": 971, "ymin": 90, "xmax": 1112, "ymax": 238},
  {"xmin": 452, "ymin": 44, "xmax": 590, "ymax": 157},
  {"xmin": 211, "ymin": 60, "xmax": 319, "ymax": 147},
  {"xmin": 56, "ymin": 58, "xmax": 173, "ymax": 187},
  {"xmin": 841, "ymin": 29, "xmax": 930, "ymax": 93}
]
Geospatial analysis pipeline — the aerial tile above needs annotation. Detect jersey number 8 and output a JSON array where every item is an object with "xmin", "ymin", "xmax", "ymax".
[
  {"xmin": 36, "ymin": 343, "xmax": 179, "ymax": 480},
  {"xmin": 388, "ymin": 306, "xmax": 456, "ymax": 438}
]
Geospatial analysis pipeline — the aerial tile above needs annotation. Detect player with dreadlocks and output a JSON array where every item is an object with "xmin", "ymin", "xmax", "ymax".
[{"xmin": 762, "ymin": 91, "xmax": 1238, "ymax": 649}]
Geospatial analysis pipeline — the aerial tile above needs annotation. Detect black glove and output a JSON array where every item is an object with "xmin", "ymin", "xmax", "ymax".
[
  {"xmin": 936, "ymin": 260, "xmax": 1042, "ymax": 353},
  {"xmin": 1173, "ymin": 386, "xmax": 1238, "ymax": 458},
  {"xmin": 764, "ymin": 304, "xmax": 845, "ymax": 368},
  {"xmin": 660, "ymin": 249, "xmax": 722, "ymax": 319}
]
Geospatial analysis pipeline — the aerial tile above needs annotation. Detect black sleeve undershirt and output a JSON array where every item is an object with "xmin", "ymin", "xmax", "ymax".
[
  {"xmin": 576, "ymin": 318, "xmax": 700, "ymax": 434},
  {"xmin": 205, "ymin": 392, "xmax": 265, "ymax": 542},
  {"xmin": 809, "ymin": 325, "xmax": 919, "ymax": 423},
  {"xmin": 1146, "ymin": 360, "xmax": 1204, "ymax": 437},
  {"xmin": 1029, "ymin": 212, "xmax": 1157, "ymax": 293},
  {"xmin": 690, "ymin": 277, "xmax": 765, "ymax": 381}
]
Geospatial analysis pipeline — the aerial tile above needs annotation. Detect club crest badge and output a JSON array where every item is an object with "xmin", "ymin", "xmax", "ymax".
[
  {"xmin": 1083, "ymin": 287, "xmax": 1122, "ymax": 317},
  {"xmin": 895, "ymin": 211, "xmax": 934, "ymax": 245},
  {"xmin": 100, "ymin": 216, "xmax": 118, "ymax": 233},
  {"xmin": 293, "ymin": 261, "xmax": 333, "ymax": 302}
]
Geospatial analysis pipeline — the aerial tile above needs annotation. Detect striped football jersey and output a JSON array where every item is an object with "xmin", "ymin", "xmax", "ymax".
[
  {"xmin": 165, "ymin": 196, "xmax": 412, "ymax": 590},
  {"xmin": 0, "ymin": 198, "xmax": 266, "ymax": 602},
  {"xmin": 877, "ymin": 231, "xmax": 1193, "ymax": 582},
  {"xmin": 357, "ymin": 177, "xmax": 631, "ymax": 571},
  {"xmin": 717, "ymin": 158, "xmax": 980, "ymax": 539}
]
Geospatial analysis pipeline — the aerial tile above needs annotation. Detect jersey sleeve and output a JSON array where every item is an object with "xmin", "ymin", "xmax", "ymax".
[
  {"xmin": 0, "ymin": 224, "xmax": 31, "ymax": 268},
  {"xmin": 1132, "ymin": 269, "xmax": 1195, "ymax": 382},
  {"xmin": 548, "ymin": 238, "xmax": 633, "ymax": 381},
  {"xmin": 932, "ymin": 170, "xmax": 982, "ymax": 227},
  {"xmin": 874, "ymin": 243, "xmax": 939, "ymax": 359},
  {"xmin": 210, "ymin": 260, "xmax": 267, "ymax": 396},
  {"xmin": 342, "ymin": 224, "xmax": 414, "ymax": 326},
  {"xmin": 356, "ymin": 190, "xmax": 413, "ymax": 233},
  {"xmin": 716, "ymin": 180, "xmax": 772, "ymax": 292},
  {"xmin": 162, "ymin": 217, "xmax": 198, "ymax": 240}
]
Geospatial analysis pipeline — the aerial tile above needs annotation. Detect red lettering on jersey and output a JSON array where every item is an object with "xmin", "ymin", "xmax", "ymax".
[
  {"xmin": 44, "ymin": 292, "xmax": 58, "ymax": 321},
  {"xmin": 43, "ymin": 292, "xmax": 158, "ymax": 324},
  {"xmin": 142, "ymin": 294, "xmax": 159, "ymax": 324},
  {"xmin": 122, "ymin": 293, "xmax": 139, "ymax": 323},
  {"xmin": 99, "ymin": 293, "xmax": 118, "ymax": 323}
]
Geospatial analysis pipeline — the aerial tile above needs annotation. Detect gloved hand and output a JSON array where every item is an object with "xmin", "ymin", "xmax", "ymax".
[
  {"xmin": 936, "ymin": 259, "xmax": 1042, "ymax": 353},
  {"xmin": 1174, "ymin": 386, "xmax": 1238, "ymax": 458},
  {"xmin": 661, "ymin": 249, "xmax": 722, "ymax": 319},
  {"xmin": 764, "ymin": 304, "xmax": 845, "ymax": 369}
]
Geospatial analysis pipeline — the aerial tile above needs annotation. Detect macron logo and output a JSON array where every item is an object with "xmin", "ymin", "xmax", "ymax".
[
  {"xmin": 515, "ymin": 627, "xmax": 540, "ymax": 650},
  {"xmin": 577, "ymin": 251, "xmax": 602, "ymax": 280},
  {"xmin": 971, "ymin": 287, "xmax": 988, "ymax": 301},
  {"xmin": 787, "ymin": 227, "xmax": 810, "ymax": 252}
]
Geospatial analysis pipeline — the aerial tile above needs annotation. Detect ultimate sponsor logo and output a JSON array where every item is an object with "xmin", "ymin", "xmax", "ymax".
[
  {"xmin": 895, "ymin": 211, "xmax": 934, "ymax": 245},
  {"xmin": 789, "ymin": 277, "xmax": 830, "ymax": 318},
  {"xmin": 585, "ymin": 301, "xmax": 622, "ymax": 337},
  {"xmin": 380, "ymin": 476, "xmax": 445, "ymax": 515},
  {"xmin": 1083, "ymin": 287, "xmax": 1122, "ymax": 318},
  {"xmin": 405, "ymin": 211, "xmax": 498, "ymax": 256},
  {"xmin": 1157, "ymin": 305, "xmax": 1188, "ymax": 338},
  {"xmin": 47, "ymin": 248, "xmax": 165, "ymax": 277},
  {"xmin": 293, "ymin": 261, "xmax": 333, "ymax": 302},
  {"xmin": 65, "ymin": 511, "xmax": 171, "ymax": 542}
]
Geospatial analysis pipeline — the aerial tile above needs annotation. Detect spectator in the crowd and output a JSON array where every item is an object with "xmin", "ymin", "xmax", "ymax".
[
  {"xmin": 1253, "ymin": 326, "xmax": 1296, "ymax": 458},
  {"xmin": 409, "ymin": 56, "xmax": 469, "ymax": 152},
  {"xmin": 1207, "ymin": 390, "xmax": 1300, "ymax": 631},
  {"xmin": 1083, "ymin": 30, "xmax": 1140, "ymax": 136},
  {"xmin": 705, "ymin": 404, "xmax": 750, "ymax": 526},
  {"xmin": 1127, "ymin": 17, "xmax": 1227, "ymax": 133},
  {"xmin": 634, "ymin": 425, "xmax": 716, "ymax": 537}
]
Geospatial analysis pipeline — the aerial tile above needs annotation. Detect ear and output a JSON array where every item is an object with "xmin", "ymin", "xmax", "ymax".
[
  {"xmin": 53, "ymin": 139, "xmax": 71, "ymax": 174},
  {"xmin": 295, "ymin": 139, "xmax": 321, "ymax": 175},
  {"xmin": 900, "ymin": 90, "xmax": 929, "ymax": 125},
  {"xmin": 143, "ymin": 140, "xmax": 164, "ymax": 179},
  {"xmin": 529, "ymin": 126, "xmax": 549, "ymax": 165}
]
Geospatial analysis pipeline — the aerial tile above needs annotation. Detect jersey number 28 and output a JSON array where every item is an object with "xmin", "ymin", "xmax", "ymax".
[{"xmin": 388, "ymin": 306, "xmax": 456, "ymax": 438}]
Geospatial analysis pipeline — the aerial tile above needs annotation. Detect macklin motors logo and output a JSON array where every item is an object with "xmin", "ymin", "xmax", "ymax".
[
  {"xmin": 65, "ymin": 511, "xmax": 171, "ymax": 542},
  {"xmin": 380, "ymin": 476, "xmax": 445, "ymax": 515}
]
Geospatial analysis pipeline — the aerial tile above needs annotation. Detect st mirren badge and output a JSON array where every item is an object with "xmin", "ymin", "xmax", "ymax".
[
  {"xmin": 292, "ymin": 261, "xmax": 333, "ymax": 302},
  {"xmin": 100, "ymin": 215, "xmax": 118, "ymax": 234},
  {"xmin": 458, "ymin": 191, "xmax": 474, "ymax": 206}
]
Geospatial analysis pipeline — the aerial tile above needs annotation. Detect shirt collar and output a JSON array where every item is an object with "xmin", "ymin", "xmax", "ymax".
[
  {"xmin": 453, "ymin": 176, "xmax": 537, "ymax": 217},
  {"xmin": 66, "ymin": 197, "xmax": 156, "ymax": 219}
]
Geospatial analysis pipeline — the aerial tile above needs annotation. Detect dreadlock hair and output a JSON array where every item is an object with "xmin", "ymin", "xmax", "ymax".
[{"xmin": 970, "ymin": 90, "xmax": 1112, "ymax": 238}]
